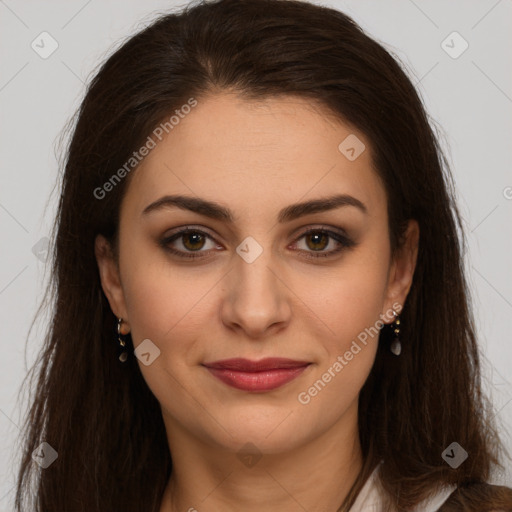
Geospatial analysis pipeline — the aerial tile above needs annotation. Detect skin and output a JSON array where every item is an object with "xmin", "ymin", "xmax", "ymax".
[{"xmin": 95, "ymin": 92, "xmax": 419, "ymax": 512}]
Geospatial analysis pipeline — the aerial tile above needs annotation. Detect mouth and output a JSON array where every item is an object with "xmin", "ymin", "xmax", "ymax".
[{"xmin": 202, "ymin": 358, "xmax": 311, "ymax": 392}]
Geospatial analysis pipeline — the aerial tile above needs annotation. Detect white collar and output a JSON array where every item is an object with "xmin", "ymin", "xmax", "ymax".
[{"xmin": 349, "ymin": 462, "xmax": 456, "ymax": 511}]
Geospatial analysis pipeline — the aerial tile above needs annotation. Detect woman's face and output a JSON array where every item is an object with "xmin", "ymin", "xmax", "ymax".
[{"xmin": 96, "ymin": 92, "xmax": 418, "ymax": 455}]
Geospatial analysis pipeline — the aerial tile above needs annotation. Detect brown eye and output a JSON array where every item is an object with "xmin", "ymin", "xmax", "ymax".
[
  {"xmin": 160, "ymin": 227, "xmax": 219, "ymax": 260},
  {"xmin": 304, "ymin": 232, "xmax": 329, "ymax": 251},
  {"xmin": 292, "ymin": 228, "xmax": 356, "ymax": 260},
  {"xmin": 160, "ymin": 226, "xmax": 356, "ymax": 262},
  {"xmin": 182, "ymin": 232, "xmax": 206, "ymax": 251}
]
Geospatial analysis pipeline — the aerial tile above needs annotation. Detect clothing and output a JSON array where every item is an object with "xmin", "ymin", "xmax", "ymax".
[{"xmin": 349, "ymin": 462, "xmax": 457, "ymax": 512}]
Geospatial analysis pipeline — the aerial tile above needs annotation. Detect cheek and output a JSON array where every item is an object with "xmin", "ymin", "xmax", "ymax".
[
  {"xmin": 122, "ymin": 266, "xmax": 208, "ymax": 349},
  {"xmin": 294, "ymin": 281, "xmax": 385, "ymax": 422},
  {"xmin": 298, "ymin": 243, "xmax": 390, "ymax": 395},
  {"xmin": 299, "ymin": 244, "xmax": 390, "ymax": 350},
  {"xmin": 120, "ymin": 261, "xmax": 208, "ymax": 408},
  {"xmin": 325, "ymin": 272, "xmax": 386, "ymax": 348},
  {"xmin": 118, "ymin": 227, "xmax": 212, "ymax": 336}
]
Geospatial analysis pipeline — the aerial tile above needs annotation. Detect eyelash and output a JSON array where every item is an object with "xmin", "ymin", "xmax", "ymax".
[{"xmin": 159, "ymin": 226, "xmax": 356, "ymax": 261}]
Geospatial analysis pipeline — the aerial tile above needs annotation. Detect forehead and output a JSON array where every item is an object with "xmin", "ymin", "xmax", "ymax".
[{"xmin": 122, "ymin": 92, "xmax": 386, "ymax": 220}]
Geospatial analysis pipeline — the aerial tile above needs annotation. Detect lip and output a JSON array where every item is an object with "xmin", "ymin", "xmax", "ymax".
[{"xmin": 202, "ymin": 358, "xmax": 311, "ymax": 392}]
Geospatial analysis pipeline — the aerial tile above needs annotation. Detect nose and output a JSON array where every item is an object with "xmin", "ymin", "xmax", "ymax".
[{"xmin": 220, "ymin": 244, "xmax": 292, "ymax": 339}]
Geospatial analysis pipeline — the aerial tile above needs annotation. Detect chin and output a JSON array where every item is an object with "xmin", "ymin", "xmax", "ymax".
[
  {"xmin": 222, "ymin": 430, "xmax": 304, "ymax": 456},
  {"xmin": 206, "ymin": 407, "xmax": 314, "ymax": 455}
]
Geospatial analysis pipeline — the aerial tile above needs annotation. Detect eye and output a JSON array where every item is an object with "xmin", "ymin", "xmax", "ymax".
[
  {"xmin": 160, "ymin": 227, "xmax": 221, "ymax": 259},
  {"xmin": 159, "ymin": 225, "xmax": 356, "ymax": 261},
  {"xmin": 290, "ymin": 227, "xmax": 355, "ymax": 260}
]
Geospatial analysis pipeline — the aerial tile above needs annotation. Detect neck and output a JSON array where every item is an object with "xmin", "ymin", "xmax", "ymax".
[{"xmin": 159, "ymin": 403, "xmax": 363, "ymax": 512}]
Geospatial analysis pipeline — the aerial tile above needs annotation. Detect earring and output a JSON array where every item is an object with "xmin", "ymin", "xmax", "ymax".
[
  {"xmin": 389, "ymin": 310, "xmax": 402, "ymax": 356},
  {"xmin": 117, "ymin": 317, "xmax": 129, "ymax": 362}
]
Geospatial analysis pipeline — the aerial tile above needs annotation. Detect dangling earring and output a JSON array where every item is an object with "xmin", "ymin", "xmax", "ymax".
[
  {"xmin": 117, "ymin": 317, "xmax": 129, "ymax": 362},
  {"xmin": 390, "ymin": 310, "xmax": 402, "ymax": 356}
]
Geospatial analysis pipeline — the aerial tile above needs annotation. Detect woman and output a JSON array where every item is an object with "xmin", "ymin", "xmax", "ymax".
[{"xmin": 15, "ymin": 0, "xmax": 512, "ymax": 510}]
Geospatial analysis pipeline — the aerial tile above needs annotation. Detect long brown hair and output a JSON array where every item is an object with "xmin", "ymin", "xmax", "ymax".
[{"xmin": 14, "ymin": 0, "xmax": 512, "ymax": 510}]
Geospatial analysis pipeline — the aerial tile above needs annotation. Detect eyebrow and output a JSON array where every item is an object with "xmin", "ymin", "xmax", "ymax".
[{"xmin": 141, "ymin": 193, "xmax": 367, "ymax": 223}]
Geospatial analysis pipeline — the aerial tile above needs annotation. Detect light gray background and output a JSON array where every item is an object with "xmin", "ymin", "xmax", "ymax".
[{"xmin": 1, "ymin": 0, "xmax": 511, "ymax": 509}]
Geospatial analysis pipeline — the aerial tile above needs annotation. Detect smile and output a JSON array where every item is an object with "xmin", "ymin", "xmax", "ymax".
[{"xmin": 202, "ymin": 358, "xmax": 311, "ymax": 392}]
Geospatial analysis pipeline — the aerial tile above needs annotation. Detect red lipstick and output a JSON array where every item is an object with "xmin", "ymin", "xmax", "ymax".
[{"xmin": 202, "ymin": 358, "xmax": 310, "ymax": 392}]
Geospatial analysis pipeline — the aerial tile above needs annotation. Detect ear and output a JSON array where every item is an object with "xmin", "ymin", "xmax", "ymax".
[
  {"xmin": 382, "ymin": 219, "xmax": 419, "ymax": 322},
  {"xmin": 95, "ymin": 234, "xmax": 130, "ymax": 329}
]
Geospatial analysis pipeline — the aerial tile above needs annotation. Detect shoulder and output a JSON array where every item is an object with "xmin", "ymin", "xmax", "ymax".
[
  {"xmin": 435, "ymin": 482, "xmax": 512, "ymax": 512},
  {"xmin": 350, "ymin": 462, "xmax": 512, "ymax": 512},
  {"xmin": 412, "ymin": 483, "xmax": 458, "ymax": 512},
  {"xmin": 350, "ymin": 465, "xmax": 455, "ymax": 512}
]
